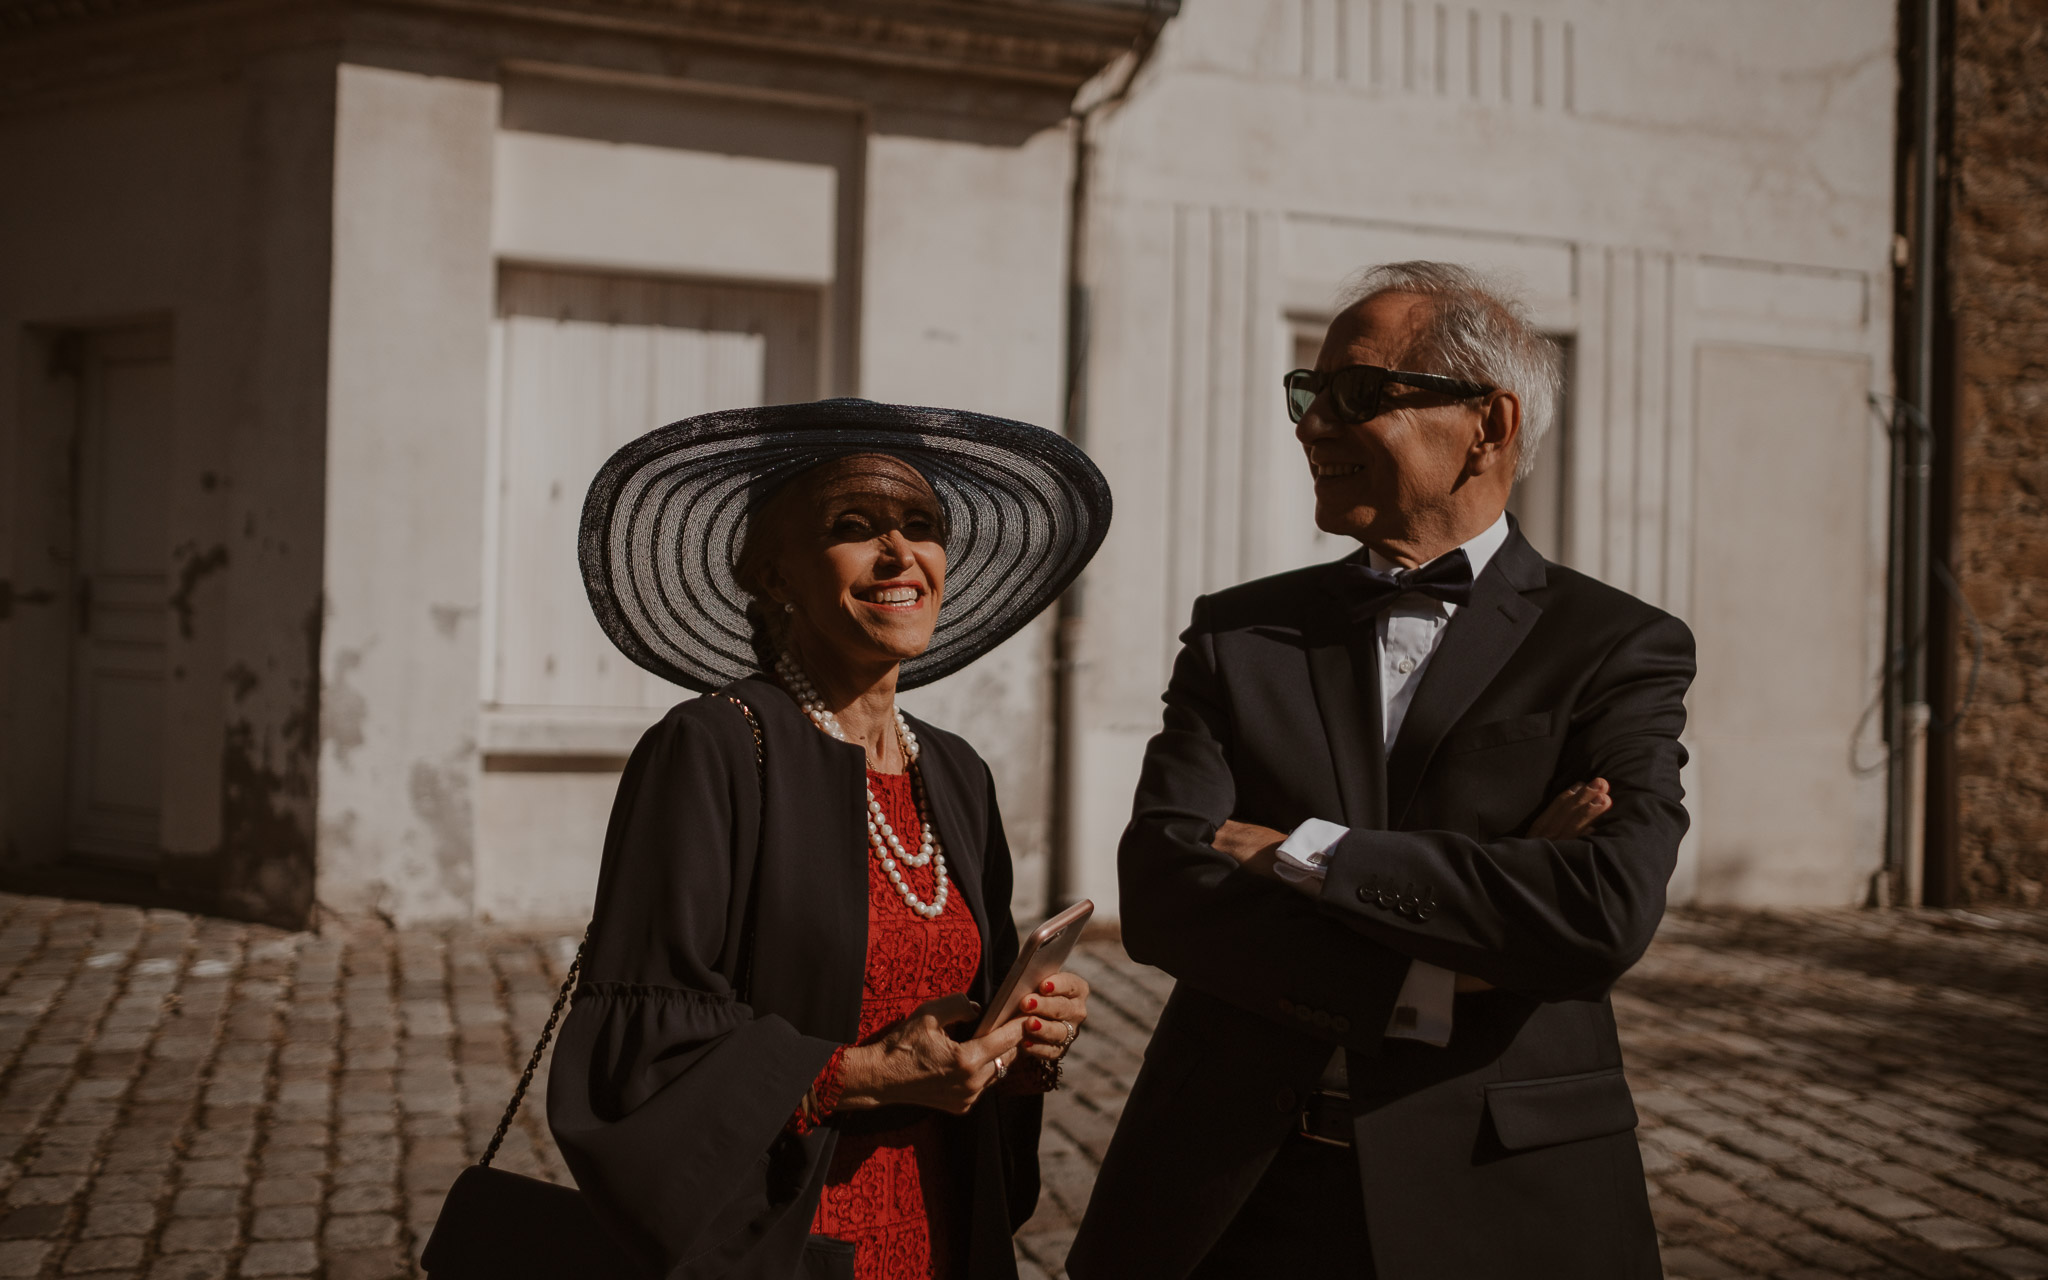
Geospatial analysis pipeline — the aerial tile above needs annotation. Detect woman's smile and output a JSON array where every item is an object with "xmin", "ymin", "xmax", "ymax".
[{"xmin": 857, "ymin": 579, "xmax": 929, "ymax": 611}]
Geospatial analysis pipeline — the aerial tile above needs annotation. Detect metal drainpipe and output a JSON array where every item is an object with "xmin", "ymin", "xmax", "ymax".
[
  {"xmin": 1047, "ymin": 23, "xmax": 1168, "ymax": 916},
  {"xmin": 1888, "ymin": 0, "xmax": 1941, "ymax": 907}
]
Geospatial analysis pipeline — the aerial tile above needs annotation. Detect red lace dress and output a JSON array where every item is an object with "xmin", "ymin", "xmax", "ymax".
[{"xmin": 804, "ymin": 768, "xmax": 982, "ymax": 1280}]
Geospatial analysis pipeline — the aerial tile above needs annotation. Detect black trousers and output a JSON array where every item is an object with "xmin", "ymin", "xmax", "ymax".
[{"xmin": 1187, "ymin": 1136, "xmax": 1376, "ymax": 1279}]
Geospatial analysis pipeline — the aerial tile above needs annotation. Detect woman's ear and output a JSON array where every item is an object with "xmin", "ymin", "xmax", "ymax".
[{"xmin": 752, "ymin": 536, "xmax": 793, "ymax": 606}]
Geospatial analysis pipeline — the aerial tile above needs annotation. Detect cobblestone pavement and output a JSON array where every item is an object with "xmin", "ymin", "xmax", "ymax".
[{"xmin": 0, "ymin": 894, "xmax": 2042, "ymax": 1280}]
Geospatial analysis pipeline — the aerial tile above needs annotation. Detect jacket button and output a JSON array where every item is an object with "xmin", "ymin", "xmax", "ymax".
[
  {"xmin": 1278, "ymin": 997, "xmax": 1295, "ymax": 1014},
  {"xmin": 1332, "ymin": 1016, "xmax": 1350, "ymax": 1034},
  {"xmin": 1355, "ymin": 886, "xmax": 1370, "ymax": 903}
]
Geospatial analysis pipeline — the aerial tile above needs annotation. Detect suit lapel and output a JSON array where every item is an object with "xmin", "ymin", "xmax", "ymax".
[
  {"xmin": 1383, "ymin": 529, "xmax": 1547, "ymax": 827},
  {"xmin": 1307, "ymin": 563, "xmax": 1388, "ymax": 830}
]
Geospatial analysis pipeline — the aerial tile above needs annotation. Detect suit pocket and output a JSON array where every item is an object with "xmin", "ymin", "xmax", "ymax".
[
  {"xmin": 800, "ymin": 1235, "xmax": 857, "ymax": 1280},
  {"xmin": 1439, "ymin": 711, "xmax": 1556, "ymax": 757},
  {"xmin": 1484, "ymin": 1067, "xmax": 1639, "ymax": 1151}
]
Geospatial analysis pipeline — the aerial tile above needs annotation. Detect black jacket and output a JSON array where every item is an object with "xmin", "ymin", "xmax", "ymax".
[
  {"xmin": 547, "ymin": 677, "xmax": 1041, "ymax": 1280},
  {"xmin": 1069, "ymin": 525, "xmax": 1693, "ymax": 1280}
]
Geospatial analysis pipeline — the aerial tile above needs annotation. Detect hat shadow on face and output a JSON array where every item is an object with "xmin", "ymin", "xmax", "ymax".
[{"xmin": 731, "ymin": 451, "xmax": 951, "ymax": 670}]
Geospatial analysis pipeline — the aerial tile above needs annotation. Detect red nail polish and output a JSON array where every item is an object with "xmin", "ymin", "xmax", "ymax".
[
  {"xmin": 1029, "ymin": 1018, "xmax": 1042, "ymax": 1032},
  {"xmin": 1041, "ymin": 980, "xmax": 1055, "ymax": 994},
  {"xmin": 1023, "ymin": 997, "xmax": 1037, "ymax": 1011}
]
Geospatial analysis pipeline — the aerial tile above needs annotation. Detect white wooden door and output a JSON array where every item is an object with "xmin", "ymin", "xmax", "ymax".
[
  {"xmin": 66, "ymin": 325, "xmax": 173, "ymax": 862},
  {"xmin": 487, "ymin": 268, "xmax": 821, "ymax": 719}
]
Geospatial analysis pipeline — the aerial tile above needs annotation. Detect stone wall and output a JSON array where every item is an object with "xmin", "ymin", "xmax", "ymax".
[{"xmin": 1947, "ymin": 0, "xmax": 2048, "ymax": 905}]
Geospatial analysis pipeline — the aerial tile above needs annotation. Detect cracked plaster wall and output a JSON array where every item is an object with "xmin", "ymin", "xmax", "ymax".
[
  {"xmin": 0, "ymin": 49, "xmax": 336, "ymax": 927},
  {"xmin": 312, "ymin": 63, "xmax": 496, "ymax": 924}
]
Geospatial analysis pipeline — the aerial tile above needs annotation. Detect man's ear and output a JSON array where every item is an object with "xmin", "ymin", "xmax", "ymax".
[{"xmin": 1469, "ymin": 391, "xmax": 1523, "ymax": 477}]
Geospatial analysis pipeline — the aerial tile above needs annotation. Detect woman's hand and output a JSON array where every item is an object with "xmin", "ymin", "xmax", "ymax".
[
  {"xmin": 1011, "ymin": 971, "xmax": 1090, "ymax": 1062},
  {"xmin": 832, "ymin": 995, "xmax": 1026, "ymax": 1116},
  {"xmin": 1527, "ymin": 778, "xmax": 1612, "ymax": 840}
]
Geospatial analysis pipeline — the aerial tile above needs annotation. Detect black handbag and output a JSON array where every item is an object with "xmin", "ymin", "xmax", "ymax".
[{"xmin": 421, "ymin": 696, "xmax": 767, "ymax": 1279}]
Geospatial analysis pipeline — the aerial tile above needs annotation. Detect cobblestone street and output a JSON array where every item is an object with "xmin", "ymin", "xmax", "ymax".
[{"xmin": 0, "ymin": 893, "xmax": 2042, "ymax": 1280}]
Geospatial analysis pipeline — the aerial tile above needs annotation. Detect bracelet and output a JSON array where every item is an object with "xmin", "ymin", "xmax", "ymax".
[
  {"xmin": 789, "ymin": 1045, "xmax": 848, "ymax": 1134},
  {"xmin": 1039, "ymin": 1054, "xmax": 1064, "ymax": 1091}
]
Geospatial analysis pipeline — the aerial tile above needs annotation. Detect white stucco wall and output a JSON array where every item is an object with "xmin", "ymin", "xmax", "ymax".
[
  {"xmin": 463, "ymin": 97, "xmax": 1075, "ymax": 926},
  {"xmin": 1066, "ymin": 0, "xmax": 1899, "ymax": 916},
  {"xmin": 315, "ymin": 64, "xmax": 498, "ymax": 921},
  {"xmin": 864, "ymin": 121, "xmax": 1077, "ymax": 923},
  {"xmin": 492, "ymin": 130, "xmax": 838, "ymax": 285}
]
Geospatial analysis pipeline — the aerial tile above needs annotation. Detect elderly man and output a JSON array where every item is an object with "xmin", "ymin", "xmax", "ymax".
[{"xmin": 1067, "ymin": 262, "xmax": 1693, "ymax": 1279}]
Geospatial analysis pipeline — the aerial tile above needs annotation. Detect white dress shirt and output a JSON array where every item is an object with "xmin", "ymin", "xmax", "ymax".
[{"xmin": 1272, "ymin": 512, "xmax": 1512, "ymax": 1047}]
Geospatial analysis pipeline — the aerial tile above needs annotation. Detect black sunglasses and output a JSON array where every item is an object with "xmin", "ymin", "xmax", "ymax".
[{"xmin": 1283, "ymin": 364, "xmax": 1493, "ymax": 425}]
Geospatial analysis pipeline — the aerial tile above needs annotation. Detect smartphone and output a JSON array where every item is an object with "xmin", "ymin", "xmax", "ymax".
[{"xmin": 970, "ymin": 899, "xmax": 1094, "ymax": 1041}]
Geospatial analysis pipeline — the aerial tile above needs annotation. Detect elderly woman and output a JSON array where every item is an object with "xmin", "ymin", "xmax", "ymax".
[{"xmin": 547, "ymin": 400, "xmax": 1112, "ymax": 1280}]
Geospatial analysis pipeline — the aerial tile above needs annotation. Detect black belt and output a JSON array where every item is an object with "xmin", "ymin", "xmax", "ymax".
[{"xmin": 1296, "ymin": 1088, "xmax": 1354, "ymax": 1149}]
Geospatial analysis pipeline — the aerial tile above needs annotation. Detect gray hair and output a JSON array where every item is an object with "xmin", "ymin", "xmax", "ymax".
[{"xmin": 1339, "ymin": 261, "xmax": 1563, "ymax": 481}]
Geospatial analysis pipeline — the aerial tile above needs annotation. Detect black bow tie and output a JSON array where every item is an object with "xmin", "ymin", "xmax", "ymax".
[{"xmin": 1331, "ymin": 548, "xmax": 1475, "ymax": 626}]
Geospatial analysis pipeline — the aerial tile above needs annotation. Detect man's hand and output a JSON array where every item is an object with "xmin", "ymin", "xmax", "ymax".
[
  {"xmin": 1212, "ymin": 819, "xmax": 1289, "ymax": 882},
  {"xmin": 1449, "ymin": 780, "xmax": 1614, "ymax": 994},
  {"xmin": 1528, "ymin": 778, "xmax": 1612, "ymax": 840}
]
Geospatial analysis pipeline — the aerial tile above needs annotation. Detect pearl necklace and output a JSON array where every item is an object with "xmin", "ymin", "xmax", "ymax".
[{"xmin": 775, "ymin": 653, "xmax": 950, "ymax": 920}]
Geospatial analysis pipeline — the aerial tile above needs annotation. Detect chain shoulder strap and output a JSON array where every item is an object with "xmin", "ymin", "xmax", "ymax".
[
  {"xmin": 478, "ymin": 694, "xmax": 766, "ymax": 1168},
  {"xmin": 481, "ymin": 925, "xmax": 589, "ymax": 1167}
]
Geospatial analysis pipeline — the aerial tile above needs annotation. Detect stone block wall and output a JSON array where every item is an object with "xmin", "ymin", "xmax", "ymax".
[{"xmin": 1947, "ymin": 0, "xmax": 2048, "ymax": 904}]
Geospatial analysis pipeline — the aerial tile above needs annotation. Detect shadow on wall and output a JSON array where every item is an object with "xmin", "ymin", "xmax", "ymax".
[{"xmin": 1690, "ymin": 843, "xmax": 1760, "ymax": 906}]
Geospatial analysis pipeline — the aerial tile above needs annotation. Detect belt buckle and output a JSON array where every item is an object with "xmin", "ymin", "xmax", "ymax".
[{"xmin": 1296, "ymin": 1088, "xmax": 1353, "ymax": 1149}]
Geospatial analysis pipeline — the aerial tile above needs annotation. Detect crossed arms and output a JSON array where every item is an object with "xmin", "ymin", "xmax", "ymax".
[{"xmin": 1117, "ymin": 602, "xmax": 1696, "ymax": 1047}]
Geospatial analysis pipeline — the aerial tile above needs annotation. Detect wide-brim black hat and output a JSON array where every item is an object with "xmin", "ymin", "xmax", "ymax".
[{"xmin": 579, "ymin": 398, "xmax": 1112, "ymax": 693}]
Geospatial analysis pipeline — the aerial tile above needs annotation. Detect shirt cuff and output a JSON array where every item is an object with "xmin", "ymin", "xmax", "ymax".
[
  {"xmin": 1274, "ymin": 818, "xmax": 1350, "ymax": 887},
  {"xmin": 1384, "ymin": 961, "xmax": 1456, "ymax": 1047}
]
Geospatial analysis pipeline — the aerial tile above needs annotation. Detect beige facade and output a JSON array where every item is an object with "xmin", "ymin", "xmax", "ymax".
[
  {"xmin": 0, "ymin": 0, "xmax": 1151, "ymax": 927},
  {"xmin": 1063, "ymin": 1, "xmax": 1901, "ymax": 917},
  {"xmin": 0, "ymin": 0, "xmax": 1901, "ymax": 928}
]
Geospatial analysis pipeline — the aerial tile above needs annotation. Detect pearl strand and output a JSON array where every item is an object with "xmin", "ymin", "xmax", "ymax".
[{"xmin": 775, "ymin": 653, "xmax": 949, "ymax": 920}]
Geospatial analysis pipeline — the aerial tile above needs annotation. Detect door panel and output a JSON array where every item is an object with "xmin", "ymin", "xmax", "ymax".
[{"xmin": 66, "ymin": 326, "xmax": 173, "ymax": 862}]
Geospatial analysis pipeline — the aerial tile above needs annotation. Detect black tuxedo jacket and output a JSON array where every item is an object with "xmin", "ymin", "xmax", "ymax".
[{"xmin": 1068, "ymin": 524, "xmax": 1693, "ymax": 1280}]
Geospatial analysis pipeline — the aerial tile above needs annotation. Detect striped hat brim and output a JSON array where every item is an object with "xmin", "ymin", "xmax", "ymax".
[{"xmin": 579, "ymin": 398, "xmax": 1112, "ymax": 693}]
